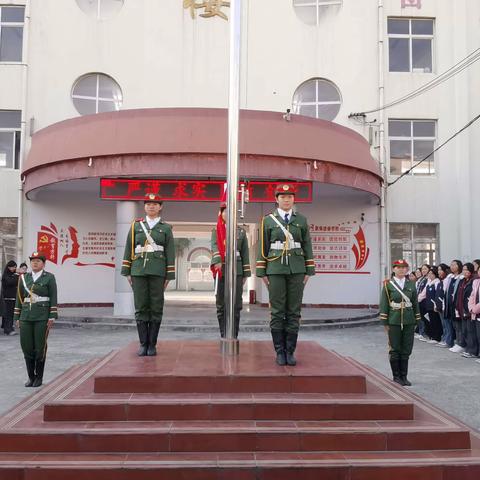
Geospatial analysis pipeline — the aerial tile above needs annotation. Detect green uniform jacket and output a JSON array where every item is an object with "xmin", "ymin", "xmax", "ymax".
[
  {"xmin": 13, "ymin": 271, "xmax": 58, "ymax": 322},
  {"xmin": 379, "ymin": 278, "xmax": 421, "ymax": 326},
  {"xmin": 256, "ymin": 210, "xmax": 315, "ymax": 277},
  {"xmin": 211, "ymin": 226, "xmax": 251, "ymax": 277},
  {"xmin": 121, "ymin": 218, "xmax": 176, "ymax": 280}
]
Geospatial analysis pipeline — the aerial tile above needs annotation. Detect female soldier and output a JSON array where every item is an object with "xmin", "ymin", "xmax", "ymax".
[
  {"xmin": 210, "ymin": 203, "xmax": 251, "ymax": 338},
  {"xmin": 380, "ymin": 259, "xmax": 421, "ymax": 386},
  {"xmin": 14, "ymin": 252, "xmax": 58, "ymax": 387},
  {"xmin": 256, "ymin": 184, "xmax": 315, "ymax": 366},
  {"xmin": 121, "ymin": 193, "xmax": 175, "ymax": 357}
]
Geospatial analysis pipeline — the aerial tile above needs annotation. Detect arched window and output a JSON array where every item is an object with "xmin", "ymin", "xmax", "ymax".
[
  {"xmin": 292, "ymin": 78, "xmax": 342, "ymax": 121},
  {"xmin": 71, "ymin": 73, "xmax": 123, "ymax": 115},
  {"xmin": 293, "ymin": 0, "xmax": 342, "ymax": 26},
  {"xmin": 76, "ymin": 0, "xmax": 124, "ymax": 20}
]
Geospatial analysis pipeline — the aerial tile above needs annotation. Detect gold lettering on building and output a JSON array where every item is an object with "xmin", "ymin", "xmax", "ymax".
[{"xmin": 183, "ymin": 0, "xmax": 230, "ymax": 21}]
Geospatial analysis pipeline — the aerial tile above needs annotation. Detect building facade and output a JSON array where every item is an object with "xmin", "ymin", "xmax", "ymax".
[{"xmin": 0, "ymin": 0, "xmax": 479, "ymax": 308}]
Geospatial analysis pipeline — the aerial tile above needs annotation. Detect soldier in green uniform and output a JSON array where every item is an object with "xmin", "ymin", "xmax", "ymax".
[
  {"xmin": 379, "ymin": 259, "xmax": 421, "ymax": 386},
  {"xmin": 211, "ymin": 203, "xmax": 251, "ymax": 338},
  {"xmin": 14, "ymin": 252, "xmax": 58, "ymax": 388},
  {"xmin": 256, "ymin": 184, "xmax": 315, "ymax": 366},
  {"xmin": 121, "ymin": 193, "xmax": 176, "ymax": 357}
]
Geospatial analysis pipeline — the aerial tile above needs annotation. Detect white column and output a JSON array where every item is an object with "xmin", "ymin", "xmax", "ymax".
[{"xmin": 114, "ymin": 201, "xmax": 137, "ymax": 316}]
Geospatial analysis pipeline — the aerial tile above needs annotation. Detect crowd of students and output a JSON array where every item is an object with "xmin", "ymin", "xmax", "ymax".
[{"xmin": 411, "ymin": 259, "xmax": 480, "ymax": 362}]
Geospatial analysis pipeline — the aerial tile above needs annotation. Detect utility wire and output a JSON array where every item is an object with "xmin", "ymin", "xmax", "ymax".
[
  {"xmin": 350, "ymin": 47, "xmax": 480, "ymax": 116},
  {"xmin": 388, "ymin": 112, "xmax": 480, "ymax": 187}
]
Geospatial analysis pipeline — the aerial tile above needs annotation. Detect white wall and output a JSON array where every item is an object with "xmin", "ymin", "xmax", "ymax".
[
  {"xmin": 24, "ymin": 193, "xmax": 116, "ymax": 304},
  {"xmin": 255, "ymin": 195, "xmax": 380, "ymax": 306}
]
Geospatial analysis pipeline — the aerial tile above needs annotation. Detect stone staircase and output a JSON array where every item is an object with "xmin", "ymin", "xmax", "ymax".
[{"xmin": 0, "ymin": 340, "xmax": 479, "ymax": 479}]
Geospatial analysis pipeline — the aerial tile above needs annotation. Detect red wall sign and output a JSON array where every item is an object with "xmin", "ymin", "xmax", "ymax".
[{"xmin": 100, "ymin": 179, "xmax": 312, "ymax": 203}]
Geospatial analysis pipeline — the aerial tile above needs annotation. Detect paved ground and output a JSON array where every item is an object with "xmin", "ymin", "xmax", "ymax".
[
  {"xmin": 1, "ymin": 323, "xmax": 479, "ymax": 430},
  {"xmin": 59, "ymin": 304, "xmax": 378, "ymax": 325}
]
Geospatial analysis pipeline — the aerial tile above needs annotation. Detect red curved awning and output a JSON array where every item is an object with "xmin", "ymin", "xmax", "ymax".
[{"xmin": 23, "ymin": 108, "xmax": 382, "ymax": 197}]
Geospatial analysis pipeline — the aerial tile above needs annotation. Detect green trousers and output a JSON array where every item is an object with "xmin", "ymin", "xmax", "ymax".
[
  {"xmin": 388, "ymin": 324, "xmax": 415, "ymax": 361},
  {"xmin": 267, "ymin": 274, "xmax": 305, "ymax": 334},
  {"xmin": 131, "ymin": 275, "xmax": 165, "ymax": 324},
  {"xmin": 20, "ymin": 321, "xmax": 48, "ymax": 361}
]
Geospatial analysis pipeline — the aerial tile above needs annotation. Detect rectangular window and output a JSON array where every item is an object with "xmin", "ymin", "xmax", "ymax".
[
  {"xmin": 389, "ymin": 223, "xmax": 438, "ymax": 268},
  {"xmin": 388, "ymin": 17, "xmax": 434, "ymax": 73},
  {"xmin": 0, "ymin": 110, "xmax": 21, "ymax": 169},
  {"xmin": 0, "ymin": 217, "xmax": 18, "ymax": 271},
  {"xmin": 389, "ymin": 119, "xmax": 436, "ymax": 176},
  {"xmin": 0, "ymin": 5, "xmax": 25, "ymax": 62}
]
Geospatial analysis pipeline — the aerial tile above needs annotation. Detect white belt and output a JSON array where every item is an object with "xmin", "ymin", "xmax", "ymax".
[
  {"xmin": 390, "ymin": 301, "xmax": 412, "ymax": 310},
  {"xmin": 24, "ymin": 296, "xmax": 50, "ymax": 304},
  {"xmin": 270, "ymin": 241, "xmax": 301, "ymax": 250},
  {"xmin": 135, "ymin": 245, "xmax": 164, "ymax": 254}
]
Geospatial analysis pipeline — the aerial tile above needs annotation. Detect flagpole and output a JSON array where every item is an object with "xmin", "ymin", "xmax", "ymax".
[{"xmin": 221, "ymin": 0, "xmax": 242, "ymax": 356}]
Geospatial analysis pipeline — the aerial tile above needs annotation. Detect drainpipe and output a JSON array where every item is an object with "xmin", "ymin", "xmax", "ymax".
[
  {"xmin": 17, "ymin": 0, "xmax": 31, "ymax": 263},
  {"xmin": 378, "ymin": 0, "xmax": 387, "ymax": 279}
]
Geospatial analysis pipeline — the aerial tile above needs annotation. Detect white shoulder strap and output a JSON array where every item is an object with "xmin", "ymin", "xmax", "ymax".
[
  {"xmin": 140, "ymin": 221, "xmax": 157, "ymax": 247},
  {"xmin": 389, "ymin": 279, "xmax": 411, "ymax": 304},
  {"xmin": 21, "ymin": 274, "xmax": 32, "ymax": 297},
  {"xmin": 269, "ymin": 214, "xmax": 295, "ymax": 243}
]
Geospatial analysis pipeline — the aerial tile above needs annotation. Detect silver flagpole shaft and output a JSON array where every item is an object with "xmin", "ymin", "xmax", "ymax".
[{"xmin": 222, "ymin": 0, "xmax": 242, "ymax": 356}]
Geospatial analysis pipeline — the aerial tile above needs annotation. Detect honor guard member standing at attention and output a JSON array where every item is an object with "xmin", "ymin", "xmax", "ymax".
[
  {"xmin": 121, "ymin": 193, "xmax": 176, "ymax": 357},
  {"xmin": 210, "ymin": 203, "xmax": 251, "ymax": 338},
  {"xmin": 14, "ymin": 252, "xmax": 58, "ymax": 388},
  {"xmin": 380, "ymin": 259, "xmax": 421, "ymax": 387},
  {"xmin": 256, "ymin": 184, "xmax": 315, "ymax": 366}
]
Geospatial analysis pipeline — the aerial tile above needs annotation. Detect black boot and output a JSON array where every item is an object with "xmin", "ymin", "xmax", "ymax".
[
  {"xmin": 389, "ymin": 357, "xmax": 404, "ymax": 386},
  {"xmin": 271, "ymin": 330, "xmax": 287, "ymax": 366},
  {"xmin": 24, "ymin": 358, "xmax": 35, "ymax": 387},
  {"xmin": 136, "ymin": 321, "xmax": 149, "ymax": 356},
  {"xmin": 147, "ymin": 322, "xmax": 161, "ymax": 356},
  {"xmin": 399, "ymin": 358, "xmax": 412, "ymax": 386},
  {"xmin": 285, "ymin": 332, "xmax": 298, "ymax": 366},
  {"xmin": 32, "ymin": 360, "xmax": 45, "ymax": 388},
  {"xmin": 217, "ymin": 316, "xmax": 225, "ymax": 338}
]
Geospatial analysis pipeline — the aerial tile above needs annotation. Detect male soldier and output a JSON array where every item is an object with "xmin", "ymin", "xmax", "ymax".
[
  {"xmin": 121, "ymin": 193, "xmax": 175, "ymax": 356},
  {"xmin": 379, "ymin": 259, "xmax": 421, "ymax": 386},
  {"xmin": 256, "ymin": 184, "xmax": 315, "ymax": 366},
  {"xmin": 14, "ymin": 252, "xmax": 58, "ymax": 387},
  {"xmin": 211, "ymin": 203, "xmax": 251, "ymax": 338}
]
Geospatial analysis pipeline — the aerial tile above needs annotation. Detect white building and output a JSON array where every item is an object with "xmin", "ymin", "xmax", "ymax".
[{"xmin": 0, "ymin": 0, "xmax": 479, "ymax": 309}]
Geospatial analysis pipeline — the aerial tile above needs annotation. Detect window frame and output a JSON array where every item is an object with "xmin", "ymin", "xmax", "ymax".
[
  {"xmin": 292, "ymin": 78, "xmax": 342, "ymax": 122},
  {"xmin": 293, "ymin": 0, "xmax": 342, "ymax": 26},
  {"xmin": 0, "ymin": 5, "xmax": 25, "ymax": 64},
  {"xmin": 71, "ymin": 73, "xmax": 123, "ymax": 115},
  {"xmin": 76, "ymin": 0, "xmax": 124, "ymax": 21},
  {"xmin": 389, "ymin": 222, "xmax": 439, "ymax": 269},
  {"xmin": 0, "ymin": 110, "xmax": 22, "ymax": 170},
  {"xmin": 388, "ymin": 119, "xmax": 437, "ymax": 176},
  {"xmin": 0, "ymin": 217, "xmax": 18, "ymax": 270},
  {"xmin": 387, "ymin": 17, "xmax": 435, "ymax": 73}
]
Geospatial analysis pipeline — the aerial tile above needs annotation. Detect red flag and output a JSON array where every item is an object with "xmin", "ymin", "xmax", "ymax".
[{"xmin": 210, "ymin": 210, "xmax": 226, "ymax": 279}]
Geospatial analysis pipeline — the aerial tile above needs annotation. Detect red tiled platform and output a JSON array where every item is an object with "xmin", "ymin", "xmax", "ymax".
[
  {"xmin": 0, "ymin": 340, "xmax": 480, "ymax": 479},
  {"xmin": 93, "ymin": 341, "xmax": 367, "ymax": 394}
]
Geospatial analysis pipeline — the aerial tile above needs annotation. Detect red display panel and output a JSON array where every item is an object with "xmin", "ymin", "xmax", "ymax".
[{"xmin": 100, "ymin": 179, "xmax": 312, "ymax": 203}]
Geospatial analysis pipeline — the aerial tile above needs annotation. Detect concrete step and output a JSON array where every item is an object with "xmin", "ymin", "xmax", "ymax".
[
  {"xmin": 1, "ymin": 451, "xmax": 479, "ymax": 480},
  {"xmin": 43, "ymin": 394, "xmax": 414, "ymax": 422}
]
